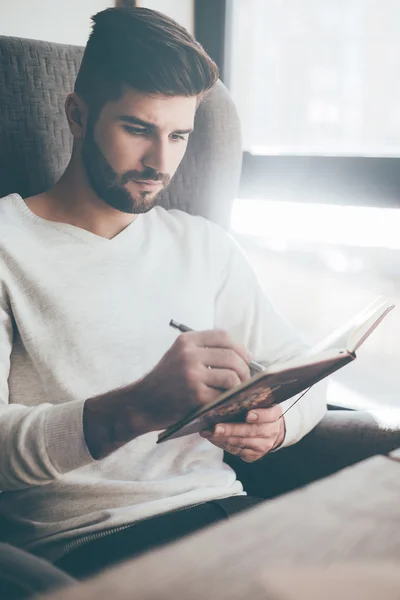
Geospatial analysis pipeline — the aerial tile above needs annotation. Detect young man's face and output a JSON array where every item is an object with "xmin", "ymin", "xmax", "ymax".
[{"xmin": 81, "ymin": 88, "xmax": 197, "ymax": 214}]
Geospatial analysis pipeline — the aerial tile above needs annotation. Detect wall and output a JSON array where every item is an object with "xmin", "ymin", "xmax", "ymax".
[
  {"xmin": 137, "ymin": 0, "xmax": 194, "ymax": 33},
  {"xmin": 0, "ymin": 1, "xmax": 113, "ymax": 45},
  {"xmin": 0, "ymin": 1, "xmax": 194, "ymax": 45}
]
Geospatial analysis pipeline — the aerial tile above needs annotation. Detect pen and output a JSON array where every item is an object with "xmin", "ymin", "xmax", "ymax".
[{"xmin": 169, "ymin": 319, "xmax": 266, "ymax": 374}]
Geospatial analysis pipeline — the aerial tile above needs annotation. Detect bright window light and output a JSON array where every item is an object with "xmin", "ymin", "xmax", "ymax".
[
  {"xmin": 228, "ymin": 0, "xmax": 400, "ymax": 156},
  {"xmin": 231, "ymin": 199, "xmax": 400, "ymax": 250}
]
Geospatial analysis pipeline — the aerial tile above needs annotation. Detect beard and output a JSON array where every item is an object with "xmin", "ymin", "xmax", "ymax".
[{"xmin": 81, "ymin": 123, "xmax": 170, "ymax": 215}]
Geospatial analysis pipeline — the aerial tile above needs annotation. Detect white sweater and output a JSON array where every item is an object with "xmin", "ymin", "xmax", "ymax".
[{"xmin": 0, "ymin": 194, "xmax": 326, "ymax": 559}]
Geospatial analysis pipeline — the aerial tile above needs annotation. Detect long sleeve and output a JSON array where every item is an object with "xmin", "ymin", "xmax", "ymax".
[
  {"xmin": 0, "ymin": 276, "xmax": 94, "ymax": 491},
  {"xmin": 213, "ymin": 230, "xmax": 327, "ymax": 447}
]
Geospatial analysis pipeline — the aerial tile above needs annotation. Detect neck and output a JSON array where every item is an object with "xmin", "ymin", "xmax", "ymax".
[{"xmin": 26, "ymin": 154, "xmax": 137, "ymax": 240}]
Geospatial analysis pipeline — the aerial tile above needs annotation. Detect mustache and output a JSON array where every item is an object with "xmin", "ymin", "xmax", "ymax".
[{"xmin": 119, "ymin": 169, "xmax": 170, "ymax": 187}]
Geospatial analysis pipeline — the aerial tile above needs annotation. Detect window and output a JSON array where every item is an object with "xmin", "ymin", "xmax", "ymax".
[
  {"xmin": 225, "ymin": 1, "xmax": 400, "ymax": 409},
  {"xmin": 228, "ymin": 0, "xmax": 400, "ymax": 156},
  {"xmin": 231, "ymin": 200, "xmax": 399, "ymax": 410}
]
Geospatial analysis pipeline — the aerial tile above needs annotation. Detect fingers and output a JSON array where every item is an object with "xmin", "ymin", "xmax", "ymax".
[
  {"xmin": 207, "ymin": 434, "xmax": 276, "ymax": 452},
  {"xmin": 204, "ymin": 437, "xmax": 276, "ymax": 463},
  {"xmin": 202, "ymin": 419, "xmax": 282, "ymax": 442},
  {"xmin": 204, "ymin": 367, "xmax": 241, "ymax": 390},
  {"xmin": 200, "ymin": 417, "xmax": 284, "ymax": 462},
  {"xmin": 188, "ymin": 329, "xmax": 252, "ymax": 364},
  {"xmin": 174, "ymin": 329, "xmax": 252, "ymax": 386},
  {"xmin": 167, "ymin": 328, "xmax": 256, "ymax": 417},
  {"xmin": 200, "ymin": 406, "xmax": 283, "ymax": 438},
  {"xmin": 246, "ymin": 405, "xmax": 282, "ymax": 424},
  {"xmin": 201, "ymin": 347, "xmax": 251, "ymax": 383}
]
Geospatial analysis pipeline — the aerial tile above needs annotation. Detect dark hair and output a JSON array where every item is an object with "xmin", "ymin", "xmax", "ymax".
[{"xmin": 74, "ymin": 7, "xmax": 219, "ymax": 117}]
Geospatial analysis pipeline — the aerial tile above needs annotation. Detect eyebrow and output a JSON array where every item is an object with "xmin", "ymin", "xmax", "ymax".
[{"xmin": 118, "ymin": 115, "xmax": 194, "ymax": 135}]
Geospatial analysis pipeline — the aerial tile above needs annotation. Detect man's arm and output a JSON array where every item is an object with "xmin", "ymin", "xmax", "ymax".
[
  {"xmin": 212, "ymin": 228, "xmax": 327, "ymax": 448},
  {"xmin": 83, "ymin": 328, "xmax": 253, "ymax": 458},
  {"xmin": 0, "ymin": 267, "xmax": 255, "ymax": 485},
  {"xmin": 0, "ymin": 277, "xmax": 96, "ymax": 490}
]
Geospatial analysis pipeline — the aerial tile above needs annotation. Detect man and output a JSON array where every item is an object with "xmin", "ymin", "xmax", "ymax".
[{"xmin": 0, "ymin": 7, "xmax": 326, "ymax": 580}]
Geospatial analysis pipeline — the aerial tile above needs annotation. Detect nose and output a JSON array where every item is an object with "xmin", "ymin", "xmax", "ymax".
[{"xmin": 142, "ymin": 138, "xmax": 169, "ymax": 175}]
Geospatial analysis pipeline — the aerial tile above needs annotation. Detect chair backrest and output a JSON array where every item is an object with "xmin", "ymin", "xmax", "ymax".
[{"xmin": 0, "ymin": 36, "xmax": 242, "ymax": 229}]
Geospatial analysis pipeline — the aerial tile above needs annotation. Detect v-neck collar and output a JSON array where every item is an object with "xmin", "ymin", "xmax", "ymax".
[{"xmin": 12, "ymin": 194, "xmax": 147, "ymax": 246}]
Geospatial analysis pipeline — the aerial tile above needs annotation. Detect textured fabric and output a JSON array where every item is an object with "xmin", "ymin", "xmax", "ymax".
[
  {"xmin": 0, "ymin": 193, "xmax": 326, "ymax": 560},
  {"xmin": 39, "ymin": 455, "xmax": 400, "ymax": 600},
  {"xmin": 0, "ymin": 36, "xmax": 242, "ymax": 229}
]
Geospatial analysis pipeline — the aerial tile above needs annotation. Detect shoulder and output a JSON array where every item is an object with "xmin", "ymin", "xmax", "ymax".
[
  {"xmin": 151, "ymin": 206, "xmax": 212, "ymax": 234},
  {"xmin": 0, "ymin": 194, "xmax": 26, "ymax": 242},
  {"xmin": 151, "ymin": 206, "xmax": 238, "ymax": 255},
  {"xmin": 0, "ymin": 194, "xmax": 20, "ymax": 219}
]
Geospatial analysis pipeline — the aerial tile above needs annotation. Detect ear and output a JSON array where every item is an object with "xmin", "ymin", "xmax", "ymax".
[{"xmin": 65, "ymin": 93, "xmax": 88, "ymax": 139}]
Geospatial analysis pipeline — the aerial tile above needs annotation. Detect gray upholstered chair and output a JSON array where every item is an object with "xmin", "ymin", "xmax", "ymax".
[
  {"xmin": 0, "ymin": 35, "xmax": 242, "ymax": 227},
  {"xmin": 0, "ymin": 33, "xmax": 244, "ymax": 599},
  {"xmin": 0, "ymin": 34, "xmax": 400, "ymax": 599}
]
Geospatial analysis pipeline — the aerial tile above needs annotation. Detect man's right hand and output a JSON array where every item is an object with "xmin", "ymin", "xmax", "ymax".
[
  {"xmin": 134, "ymin": 329, "xmax": 252, "ymax": 430},
  {"xmin": 84, "ymin": 329, "xmax": 252, "ymax": 459}
]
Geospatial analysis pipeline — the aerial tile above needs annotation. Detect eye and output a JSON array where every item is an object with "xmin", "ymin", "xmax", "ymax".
[
  {"xmin": 123, "ymin": 125, "xmax": 148, "ymax": 136},
  {"xmin": 170, "ymin": 133, "xmax": 189, "ymax": 143}
]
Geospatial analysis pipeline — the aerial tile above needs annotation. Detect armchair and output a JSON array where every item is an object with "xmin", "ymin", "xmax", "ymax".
[{"xmin": 0, "ymin": 34, "xmax": 399, "ymax": 598}]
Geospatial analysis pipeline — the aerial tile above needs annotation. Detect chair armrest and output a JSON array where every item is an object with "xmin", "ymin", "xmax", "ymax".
[
  {"xmin": 225, "ymin": 409, "xmax": 400, "ymax": 499},
  {"xmin": 0, "ymin": 543, "xmax": 76, "ymax": 598}
]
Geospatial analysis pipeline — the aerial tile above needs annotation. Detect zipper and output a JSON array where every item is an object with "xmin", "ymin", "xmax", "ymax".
[
  {"xmin": 56, "ymin": 522, "xmax": 136, "ymax": 561},
  {"xmin": 56, "ymin": 501, "xmax": 206, "ymax": 561}
]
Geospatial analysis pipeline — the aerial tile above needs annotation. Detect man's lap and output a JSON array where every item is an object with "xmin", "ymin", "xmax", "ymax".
[{"xmin": 55, "ymin": 496, "xmax": 264, "ymax": 580}]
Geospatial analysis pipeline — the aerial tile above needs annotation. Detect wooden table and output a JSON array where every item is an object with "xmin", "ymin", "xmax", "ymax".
[{"xmin": 44, "ymin": 453, "xmax": 400, "ymax": 600}]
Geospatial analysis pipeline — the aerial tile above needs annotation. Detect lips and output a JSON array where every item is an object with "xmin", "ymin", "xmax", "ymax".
[{"xmin": 132, "ymin": 180, "xmax": 162, "ymax": 187}]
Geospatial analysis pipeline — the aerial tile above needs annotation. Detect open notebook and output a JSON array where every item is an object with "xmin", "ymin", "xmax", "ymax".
[{"xmin": 158, "ymin": 297, "xmax": 394, "ymax": 443}]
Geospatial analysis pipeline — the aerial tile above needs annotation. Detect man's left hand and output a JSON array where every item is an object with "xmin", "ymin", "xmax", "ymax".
[{"xmin": 200, "ymin": 404, "xmax": 285, "ymax": 462}]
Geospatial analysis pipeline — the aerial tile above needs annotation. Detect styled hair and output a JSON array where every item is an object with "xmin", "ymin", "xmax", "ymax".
[{"xmin": 74, "ymin": 7, "xmax": 219, "ymax": 117}]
